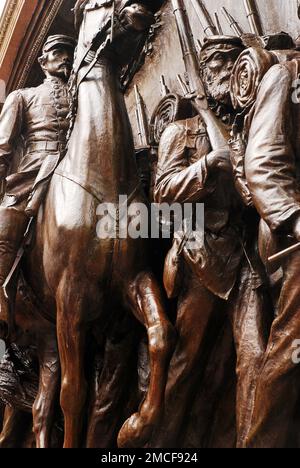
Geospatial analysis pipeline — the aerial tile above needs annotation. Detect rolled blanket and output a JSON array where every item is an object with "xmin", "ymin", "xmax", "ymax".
[{"xmin": 230, "ymin": 47, "xmax": 278, "ymax": 110}]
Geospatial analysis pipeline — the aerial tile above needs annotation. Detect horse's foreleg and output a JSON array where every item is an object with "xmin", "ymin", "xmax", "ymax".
[
  {"xmin": 118, "ymin": 271, "xmax": 175, "ymax": 448},
  {"xmin": 0, "ymin": 407, "xmax": 31, "ymax": 448},
  {"xmin": 56, "ymin": 280, "xmax": 87, "ymax": 448},
  {"xmin": 32, "ymin": 328, "xmax": 60, "ymax": 448},
  {"xmin": 86, "ymin": 319, "xmax": 137, "ymax": 448}
]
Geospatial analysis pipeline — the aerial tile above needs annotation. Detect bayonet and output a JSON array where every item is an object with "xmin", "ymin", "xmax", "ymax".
[
  {"xmin": 134, "ymin": 85, "xmax": 149, "ymax": 148},
  {"xmin": 214, "ymin": 12, "xmax": 223, "ymax": 35},
  {"xmin": 221, "ymin": 7, "xmax": 244, "ymax": 37},
  {"xmin": 160, "ymin": 75, "xmax": 170, "ymax": 97},
  {"xmin": 190, "ymin": 0, "xmax": 218, "ymax": 36}
]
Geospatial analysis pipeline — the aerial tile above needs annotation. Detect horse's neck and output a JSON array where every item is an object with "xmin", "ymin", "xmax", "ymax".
[{"xmin": 63, "ymin": 62, "xmax": 140, "ymax": 202}]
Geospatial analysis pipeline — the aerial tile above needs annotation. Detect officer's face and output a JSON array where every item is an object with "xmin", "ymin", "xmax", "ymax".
[
  {"xmin": 202, "ymin": 52, "xmax": 235, "ymax": 105},
  {"xmin": 43, "ymin": 46, "xmax": 73, "ymax": 81}
]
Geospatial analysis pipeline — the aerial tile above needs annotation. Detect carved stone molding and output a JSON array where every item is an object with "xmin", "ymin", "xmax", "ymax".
[
  {"xmin": 7, "ymin": 0, "xmax": 64, "ymax": 92},
  {"xmin": 0, "ymin": 0, "xmax": 24, "ymax": 68}
]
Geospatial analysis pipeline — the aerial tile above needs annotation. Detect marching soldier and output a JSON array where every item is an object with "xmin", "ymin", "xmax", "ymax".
[
  {"xmin": 244, "ymin": 58, "xmax": 300, "ymax": 448},
  {"xmin": 152, "ymin": 36, "xmax": 246, "ymax": 447}
]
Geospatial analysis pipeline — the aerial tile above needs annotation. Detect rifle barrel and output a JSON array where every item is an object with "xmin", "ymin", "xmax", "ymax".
[
  {"xmin": 160, "ymin": 75, "xmax": 170, "ymax": 97},
  {"xmin": 172, "ymin": 0, "xmax": 229, "ymax": 150},
  {"xmin": 268, "ymin": 242, "xmax": 300, "ymax": 264},
  {"xmin": 190, "ymin": 0, "xmax": 217, "ymax": 36},
  {"xmin": 222, "ymin": 7, "xmax": 244, "ymax": 37},
  {"xmin": 243, "ymin": 0, "xmax": 263, "ymax": 36},
  {"xmin": 172, "ymin": 0, "xmax": 205, "ymax": 102},
  {"xmin": 214, "ymin": 12, "xmax": 223, "ymax": 35},
  {"xmin": 134, "ymin": 85, "xmax": 149, "ymax": 148}
]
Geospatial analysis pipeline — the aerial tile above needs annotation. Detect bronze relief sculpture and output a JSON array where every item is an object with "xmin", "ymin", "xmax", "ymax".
[{"xmin": 0, "ymin": 0, "xmax": 300, "ymax": 449}]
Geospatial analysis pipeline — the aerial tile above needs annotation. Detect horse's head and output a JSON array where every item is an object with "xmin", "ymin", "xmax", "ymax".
[{"xmin": 121, "ymin": 3, "xmax": 155, "ymax": 31}]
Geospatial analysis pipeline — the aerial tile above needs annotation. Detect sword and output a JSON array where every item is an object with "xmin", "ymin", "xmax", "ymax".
[
  {"xmin": 3, "ymin": 217, "xmax": 34, "ymax": 300},
  {"xmin": 268, "ymin": 242, "xmax": 300, "ymax": 264}
]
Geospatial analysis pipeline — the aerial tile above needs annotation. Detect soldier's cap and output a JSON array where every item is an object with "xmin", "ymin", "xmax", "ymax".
[
  {"xmin": 42, "ymin": 35, "xmax": 76, "ymax": 54},
  {"xmin": 200, "ymin": 36, "xmax": 245, "ymax": 64}
]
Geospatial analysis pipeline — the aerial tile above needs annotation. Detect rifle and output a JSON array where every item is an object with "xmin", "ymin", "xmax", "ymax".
[
  {"xmin": 172, "ymin": 0, "xmax": 229, "ymax": 150},
  {"xmin": 243, "ymin": 0, "xmax": 263, "ymax": 36},
  {"xmin": 177, "ymin": 74, "xmax": 191, "ymax": 96},
  {"xmin": 221, "ymin": 7, "xmax": 244, "ymax": 37},
  {"xmin": 134, "ymin": 85, "xmax": 151, "ymax": 194},
  {"xmin": 134, "ymin": 85, "xmax": 149, "ymax": 148},
  {"xmin": 268, "ymin": 242, "xmax": 300, "ymax": 264},
  {"xmin": 160, "ymin": 75, "xmax": 170, "ymax": 97},
  {"xmin": 214, "ymin": 12, "xmax": 223, "ymax": 36},
  {"xmin": 190, "ymin": 0, "xmax": 217, "ymax": 36}
]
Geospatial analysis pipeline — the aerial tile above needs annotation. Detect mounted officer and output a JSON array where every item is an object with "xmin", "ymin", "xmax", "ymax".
[{"xmin": 0, "ymin": 34, "xmax": 76, "ymax": 328}]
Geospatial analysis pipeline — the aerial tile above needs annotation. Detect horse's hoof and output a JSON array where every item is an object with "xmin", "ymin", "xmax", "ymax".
[{"xmin": 117, "ymin": 413, "xmax": 154, "ymax": 448}]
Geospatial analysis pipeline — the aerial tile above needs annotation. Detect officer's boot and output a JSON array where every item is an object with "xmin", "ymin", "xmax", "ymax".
[{"xmin": 0, "ymin": 207, "xmax": 29, "ymax": 331}]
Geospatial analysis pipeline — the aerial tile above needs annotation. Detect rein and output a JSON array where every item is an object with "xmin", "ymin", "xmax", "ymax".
[{"xmin": 54, "ymin": 169, "xmax": 142, "ymax": 207}]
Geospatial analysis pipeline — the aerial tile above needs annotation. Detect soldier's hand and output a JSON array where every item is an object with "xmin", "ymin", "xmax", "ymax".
[
  {"xmin": 293, "ymin": 216, "xmax": 300, "ymax": 242},
  {"xmin": 206, "ymin": 149, "xmax": 232, "ymax": 174}
]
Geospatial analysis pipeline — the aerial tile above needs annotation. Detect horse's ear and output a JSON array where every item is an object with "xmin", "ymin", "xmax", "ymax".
[
  {"xmin": 140, "ymin": 0, "xmax": 165, "ymax": 14},
  {"xmin": 73, "ymin": 0, "xmax": 88, "ymax": 33}
]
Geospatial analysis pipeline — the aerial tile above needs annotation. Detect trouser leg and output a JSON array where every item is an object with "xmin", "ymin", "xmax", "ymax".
[
  {"xmin": 0, "ymin": 206, "xmax": 29, "ymax": 324},
  {"xmin": 246, "ymin": 250, "xmax": 300, "ymax": 448},
  {"xmin": 229, "ymin": 260, "xmax": 272, "ymax": 447},
  {"xmin": 151, "ymin": 270, "xmax": 220, "ymax": 448}
]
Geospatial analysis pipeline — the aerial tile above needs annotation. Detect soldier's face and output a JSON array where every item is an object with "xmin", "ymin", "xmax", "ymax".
[
  {"xmin": 202, "ymin": 52, "xmax": 235, "ymax": 105},
  {"xmin": 43, "ymin": 47, "xmax": 73, "ymax": 81}
]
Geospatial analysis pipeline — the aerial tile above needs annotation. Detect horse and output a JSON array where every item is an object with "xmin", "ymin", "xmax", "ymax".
[{"xmin": 17, "ymin": 2, "xmax": 175, "ymax": 448}]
